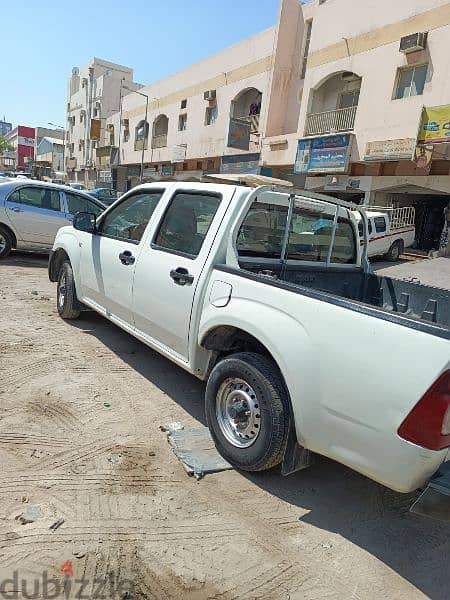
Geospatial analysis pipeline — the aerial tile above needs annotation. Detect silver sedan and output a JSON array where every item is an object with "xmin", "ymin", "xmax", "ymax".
[{"xmin": 0, "ymin": 180, "xmax": 105, "ymax": 258}]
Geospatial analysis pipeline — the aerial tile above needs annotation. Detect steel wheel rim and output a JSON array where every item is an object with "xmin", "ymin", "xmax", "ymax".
[
  {"xmin": 216, "ymin": 377, "xmax": 261, "ymax": 448},
  {"xmin": 58, "ymin": 273, "xmax": 66, "ymax": 308},
  {"xmin": 392, "ymin": 246, "xmax": 399, "ymax": 259},
  {"xmin": 0, "ymin": 234, "xmax": 6, "ymax": 253}
]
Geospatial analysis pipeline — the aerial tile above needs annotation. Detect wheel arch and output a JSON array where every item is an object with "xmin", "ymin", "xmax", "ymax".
[
  {"xmin": 0, "ymin": 222, "xmax": 17, "ymax": 248},
  {"xmin": 48, "ymin": 248, "xmax": 70, "ymax": 282}
]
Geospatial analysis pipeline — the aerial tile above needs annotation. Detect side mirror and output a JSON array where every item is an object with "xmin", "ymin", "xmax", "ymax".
[{"xmin": 73, "ymin": 212, "xmax": 97, "ymax": 233}]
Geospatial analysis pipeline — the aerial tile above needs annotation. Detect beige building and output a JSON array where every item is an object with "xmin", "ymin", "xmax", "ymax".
[
  {"xmin": 66, "ymin": 57, "xmax": 141, "ymax": 186},
  {"xmin": 79, "ymin": 0, "xmax": 450, "ymax": 252}
]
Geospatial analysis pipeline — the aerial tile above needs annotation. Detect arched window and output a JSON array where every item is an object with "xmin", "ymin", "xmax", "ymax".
[
  {"xmin": 134, "ymin": 120, "xmax": 149, "ymax": 150},
  {"xmin": 152, "ymin": 115, "xmax": 168, "ymax": 148}
]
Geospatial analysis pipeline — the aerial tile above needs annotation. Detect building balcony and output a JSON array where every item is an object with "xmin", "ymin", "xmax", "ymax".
[
  {"xmin": 151, "ymin": 134, "xmax": 167, "ymax": 149},
  {"xmin": 305, "ymin": 105, "xmax": 357, "ymax": 137}
]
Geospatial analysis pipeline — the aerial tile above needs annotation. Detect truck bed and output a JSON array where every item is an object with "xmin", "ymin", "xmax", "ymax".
[{"xmin": 233, "ymin": 260, "xmax": 450, "ymax": 337}]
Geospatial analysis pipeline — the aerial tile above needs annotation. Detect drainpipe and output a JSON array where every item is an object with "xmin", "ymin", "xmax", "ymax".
[{"xmin": 85, "ymin": 66, "xmax": 95, "ymax": 186}]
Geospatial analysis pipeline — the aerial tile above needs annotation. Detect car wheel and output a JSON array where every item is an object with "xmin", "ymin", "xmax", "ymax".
[
  {"xmin": 0, "ymin": 226, "xmax": 13, "ymax": 259},
  {"xmin": 57, "ymin": 261, "xmax": 81, "ymax": 319},
  {"xmin": 385, "ymin": 241, "xmax": 402, "ymax": 262},
  {"xmin": 205, "ymin": 352, "xmax": 291, "ymax": 471}
]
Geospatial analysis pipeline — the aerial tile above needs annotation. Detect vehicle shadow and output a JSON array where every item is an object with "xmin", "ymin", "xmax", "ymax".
[
  {"xmin": 0, "ymin": 250, "xmax": 49, "ymax": 269},
  {"xmin": 72, "ymin": 311, "xmax": 450, "ymax": 600}
]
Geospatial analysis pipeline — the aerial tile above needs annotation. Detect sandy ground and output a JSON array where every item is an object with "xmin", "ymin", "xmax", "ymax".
[{"xmin": 0, "ymin": 251, "xmax": 449, "ymax": 600}]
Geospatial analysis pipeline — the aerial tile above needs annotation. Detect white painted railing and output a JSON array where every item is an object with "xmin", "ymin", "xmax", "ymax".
[{"xmin": 305, "ymin": 105, "xmax": 357, "ymax": 136}]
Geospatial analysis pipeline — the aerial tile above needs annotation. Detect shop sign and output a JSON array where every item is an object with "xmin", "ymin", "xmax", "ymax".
[
  {"xmin": 18, "ymin": 136, "xmax": 34, "ymax": 147},
  {"xmin": 173, "ymin": 144, "xmax": 187, "ymax": 163},
  {"xmin": 143, "ymin": 167, "xmax": 157, "ymax": 177},
  {"xmin": 418, "ymin": 104, "xmax": 450, "ymax": 145},
  {"xmin": 99, "ymin": 170, "xmax": 112, "ymax": 182},
  {"xmin": 220, "ymin": 153, "xmax": 260, "ymax": 175},
  {"xmin": 414, "ymin": 144, "xmax": 434, "ymax": 171},
  {"xmin": 294, "ymin": 134, "xmax": 352, "ymax": 174},
  {"xmin": 161, "ymin": 164, "xmax": 173, "ymax": 176},
  {"xmin": 364, "ymin": 138, "xmax": 416, "ymax": 161},
  {"xmin": 227, "ymin": 118, "xmax": 251, "ymax": 151}
]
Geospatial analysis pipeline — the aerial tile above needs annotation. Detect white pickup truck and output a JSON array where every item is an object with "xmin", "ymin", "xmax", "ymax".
[
  {"xmin": 49, "ymin": 181, "xmax": 450, "ymax": 519},
  {"xmin": 353, "ymin": 206, "xmax": 416, "ymax": 261}
]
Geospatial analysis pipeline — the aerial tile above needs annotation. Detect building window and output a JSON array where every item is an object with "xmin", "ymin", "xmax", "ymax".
[
  {"xmin": 134, "ymin": 120, "xmax": 149, "ymax": 150},
  {"xmin": 300, "ymin": 20, "xmax": 313, "ymax": 79},
  {"xmin": 180, "ymin": 99, "xmax": 187, "ymax": 109},
  {"xmin": 394, "ymin": 64, "xmax": 428, "ymax": 99},
  {"xmin": 178, "ymin": 113, "xmax": 187, "ymax": 131},
  {"xmin": 205, "ymin": 105, "xmax": 218, "ymax": 126},
  {"xmin": 338, "ymin": 90, "xmax": 360, "ymax": 109}
]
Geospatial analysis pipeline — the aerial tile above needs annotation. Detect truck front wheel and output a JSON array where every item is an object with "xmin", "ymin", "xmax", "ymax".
[
  {"xmin": 57, "ymin": 261, "xmax": 81, "ymax": 320},
  {"xmin": 205, "ymin": 352, "xmax": 290, "ymax": 471}
]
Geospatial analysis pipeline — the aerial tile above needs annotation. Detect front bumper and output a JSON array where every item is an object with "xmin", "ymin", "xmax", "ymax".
[{"xmin": 410, "ymin": 461, "xmax": 450, "ymax": 521}]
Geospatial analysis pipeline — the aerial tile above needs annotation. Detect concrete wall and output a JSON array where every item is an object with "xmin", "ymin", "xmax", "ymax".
[{"xmin": 119, "ymin": 27, "xmax": 275, "ymax": 166}]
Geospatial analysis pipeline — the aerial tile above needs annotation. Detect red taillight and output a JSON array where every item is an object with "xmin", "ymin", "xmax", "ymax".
[{"xmin": 398, "ymin": 370, "xmax": 450, "ymax": 450}]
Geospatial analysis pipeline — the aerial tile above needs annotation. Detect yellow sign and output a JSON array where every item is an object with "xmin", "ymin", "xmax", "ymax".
[{"xmin": 418, "ymin": 105, "xmax": 450, "ymax": 144}]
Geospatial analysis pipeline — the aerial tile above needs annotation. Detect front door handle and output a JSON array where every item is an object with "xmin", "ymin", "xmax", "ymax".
[
  {"xmin": 119, "ymin": 250, "xmax": 135, "ymax": 265},
  {"xmin": 10, "ymin": 206, "xmax": 22, "ymax": 212},
  {"xmin": 170, "ymin": 267, "xmax": 194, "ymax": 286}
]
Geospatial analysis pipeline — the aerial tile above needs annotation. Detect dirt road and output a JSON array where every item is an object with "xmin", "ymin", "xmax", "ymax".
[{"xmin": 0, "ymin": 252, "xmax": 449, "ymax": 599}]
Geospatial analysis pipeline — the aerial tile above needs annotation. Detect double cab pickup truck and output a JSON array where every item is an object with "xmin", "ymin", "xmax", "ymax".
[{"xmin": 49, "ymin": 181, "xmax": 450, "ymax": 519}]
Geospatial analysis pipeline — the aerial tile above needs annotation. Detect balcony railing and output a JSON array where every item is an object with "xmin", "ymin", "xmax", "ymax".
[
  {"xmin": 151, "ymin": 134, "xmax": 167, "ymax": 149},
  {"xmin": 305, "ymin": 105, "xmax": 357, "ymax": 136}
]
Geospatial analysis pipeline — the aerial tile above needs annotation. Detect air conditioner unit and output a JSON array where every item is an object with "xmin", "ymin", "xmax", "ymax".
[
  {"xmin": 341, "ymin": 72, "xmax": 360, "ymax": 82},
  {"xmin": 204, "ymin": 90, "xmax": 216, "ymax": 101},
  {"xmin": 400, "ymin": 32, "xmax": 427, "ymax": 54}
]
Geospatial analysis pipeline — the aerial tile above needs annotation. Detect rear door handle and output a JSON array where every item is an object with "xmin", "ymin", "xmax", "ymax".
[
  {"xmin": 10, "ymin": 206, "xmax": 22, "ymax": 212},
  {"xmin": 170, "ymin": 267, "xmax": 194, "ymax": 286},
  {"xmin": 119, "ymin": 250, "xmax": 135, "ymax": 265}
]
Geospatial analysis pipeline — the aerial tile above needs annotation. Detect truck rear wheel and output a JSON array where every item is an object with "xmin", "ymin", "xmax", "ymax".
[
  {"xmin": 385, "ymin": 240, "xmax": 403, "ymax": 262},
  {"xmin": 57, "ymin": 261, "xmax": 81, "ymax": 320},
  {"xmin": 205, "ymin": 352, "xmax": 290, "ymax": 471}
]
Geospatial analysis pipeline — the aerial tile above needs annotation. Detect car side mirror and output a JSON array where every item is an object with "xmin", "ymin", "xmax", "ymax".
[{"xmin": 73, "ymin": 212, "xmax": 97, "ymax": 233}]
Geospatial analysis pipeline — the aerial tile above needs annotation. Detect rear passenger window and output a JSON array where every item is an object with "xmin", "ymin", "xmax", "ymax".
[
  {"xmin": 374, "ymin": 217, "xmax": 387, "ymax": 233},
  {"xmin": 237, "ymin": 201, "xmax": 289, "ymax": 258},
  {"xmin": 358, "ymin": 219, "xmax": 372, "ymax": 237},
  {"xmin": 154, "ymin": 192, "xmax": 221, "ymax": 257},
  {"xmin": 66, "ymin": 192, "xmax": 103, "ymax": 217},
  {"xmin": 9, "ymin": 187, "xmax": 61, "ymax": 212}
]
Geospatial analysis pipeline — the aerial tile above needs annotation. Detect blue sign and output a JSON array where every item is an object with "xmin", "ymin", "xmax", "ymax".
[
  {"xmin": 294, "ymin": 134, "xmax": 352, "ymax": 174},
  {"xmin": 220, "ymin": 153, "xmax": 260, "ymax": 175}
]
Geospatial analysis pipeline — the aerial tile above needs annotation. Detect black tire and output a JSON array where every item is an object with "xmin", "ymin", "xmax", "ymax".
[
  {"xmin": 385, "ymin": 240, "xmax": 403, "ymax": 262},
  {"xmin": 205, "ymin": 352, "xmax": 291, "ymax": 472},
  {"xmin": 57, "ymin": 261, "xmax": 81, "ymax": 319},
  {"xmin": 0, "ymin": 225, "xmax": 13, "ymax": 259}
]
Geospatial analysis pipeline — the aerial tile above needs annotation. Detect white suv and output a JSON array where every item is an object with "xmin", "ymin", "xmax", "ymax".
[{"xmin": 0, "ymin": 180, "xmax": 105, "ymax": 258}]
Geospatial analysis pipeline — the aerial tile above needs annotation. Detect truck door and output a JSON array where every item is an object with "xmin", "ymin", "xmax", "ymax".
[
  {"xmin": 132, "ymin": 186, "xmax": 234, "ymax": 362},
  {"xmin": 370, "ymin": 215, "xmax": 388, "ymax": 257},
  {"xmin": 78, "ymin": 189, "xmax": 165, "ymax": 325}
]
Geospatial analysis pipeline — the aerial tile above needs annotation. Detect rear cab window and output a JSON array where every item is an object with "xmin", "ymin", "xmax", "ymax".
[
  {"xmin": 374, "ymin": 216, "xmax": 387, "ymax": 233},
  {"xmin": 236, "ymin": 194, "xmax": 357, "ymax": 267}
]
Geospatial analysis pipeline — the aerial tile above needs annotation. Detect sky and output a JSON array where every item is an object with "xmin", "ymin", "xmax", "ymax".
[{"xmin": 2, "ymin": 0, "xmax": 280, "ymax": 129}]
